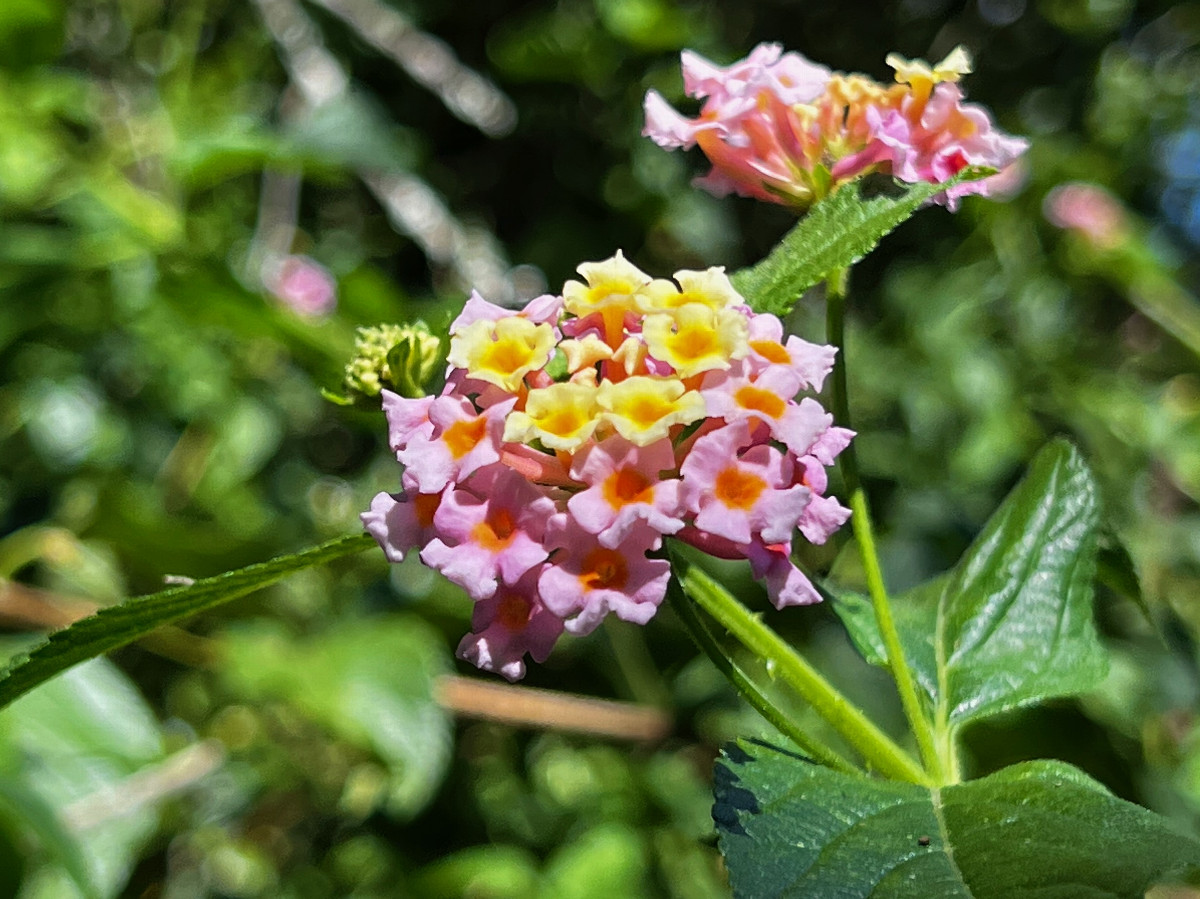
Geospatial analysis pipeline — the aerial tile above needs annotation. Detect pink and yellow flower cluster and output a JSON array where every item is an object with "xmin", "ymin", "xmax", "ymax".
[
  {"xmin": 643, "ymin": 44, "xmax": 1028, "ymax": 210},
  {"xmin": 362, "ymin": 253, "xmax": 853, "ymax": 680}
]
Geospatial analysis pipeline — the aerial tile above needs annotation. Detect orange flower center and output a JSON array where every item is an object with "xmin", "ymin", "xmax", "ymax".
[
  {"xmin": 749, "ymin": 340, "xmax": 790, "ymax": 364},
  {"xmin": 443, "ymin": 415, "xmax": 488, "ymax": 459},
  {"xmin": 714, "ymin": 467, "xmax": 766, "ymax": 510},
  {"xmin": 413, "ymin": 492, "xmax": 440, "ymax": 528},
  {"xmin": 603, "ymin": 468, "xmax": 653, "ymax": 508},
  {"xmin": 496, "ymin": 591, "xmax": 533, "ymax": 630},
  {"xmin": 735, "ymin": 385, "xmax": 786, "ymax": 419},
  {"xmin": 472, "ymin": 507, "xmax": 517, "ymax": 551},
  {"xmin": 579, "ymin": 547, "xmax": 628, "ymax": 591}
]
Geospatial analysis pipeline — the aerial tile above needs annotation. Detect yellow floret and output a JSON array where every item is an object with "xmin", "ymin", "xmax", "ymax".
[
  {"xmin": 596, "ymin": 376, "xmax": 706, "ymax": 446},
  {"xmin": 504, "ymin": 382, "xmax": 600, "ymax": 451},
  {"xmin": 886, "ymin": 46, "xmax": 972, "ymax": 91},
  {"xmin": 562, "ymin": 250, "xmax": 651, "ymax": 318},
  {"xmin": 447, "ymin": 316, "xmax": 556, "ymax": 392},
  {"xmin": 641, "ymin": 304, "xmax": 750, "ymax": 378},
  {"xmin": 637, "ymin": 266, "xmax": 744, "ymax": 313},
  {"xmin": 560, "ymin": 335, "xmax": 613, "ymax": 374}
]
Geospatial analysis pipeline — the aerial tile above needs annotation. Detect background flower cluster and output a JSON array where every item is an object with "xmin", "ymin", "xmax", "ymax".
[
  {"xmin": 363, "ymin": 253, "xmax": 853, "ymax": 679},
  {"xmin": 644, "ymin": 44, "xmax": 1029, "ymax": 210}
]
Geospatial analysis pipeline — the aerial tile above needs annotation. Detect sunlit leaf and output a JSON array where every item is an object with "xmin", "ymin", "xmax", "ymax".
[
  {"xmin": 730, "ymin": 169, "xmax": 990, "ymax": 316},
  {"xmin": 0, "ymin": 655, "xmax": 168, "ymax": 898},
  {"xmin": 833, "ymin": 439, "xmax": 1108, "ymax": 730}
]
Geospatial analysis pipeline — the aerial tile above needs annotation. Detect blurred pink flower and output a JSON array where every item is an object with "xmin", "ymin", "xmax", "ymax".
[
  {"xmin": 263, "ymin": 255, "xmax": 337, "ymax": 317},
  {"xmin": 1043, "ymin": 182, "xmax": 1128, "ymax": 250}
]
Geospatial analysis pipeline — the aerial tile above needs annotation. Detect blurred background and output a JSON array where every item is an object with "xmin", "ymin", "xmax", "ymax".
[{"xmin": 1, "ymin": 0, "xmax": 1199, "ymax": 896}]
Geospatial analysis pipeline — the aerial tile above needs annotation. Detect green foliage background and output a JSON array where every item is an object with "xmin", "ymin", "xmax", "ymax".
[{"xmin": 1, "ymin": 0, "xmax": 1199, "ymax": 895}]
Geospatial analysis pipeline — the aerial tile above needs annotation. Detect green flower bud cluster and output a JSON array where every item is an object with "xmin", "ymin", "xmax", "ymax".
[{"xmin": 330, "ymin": 322, "xmax": 446, "ymax": 405}]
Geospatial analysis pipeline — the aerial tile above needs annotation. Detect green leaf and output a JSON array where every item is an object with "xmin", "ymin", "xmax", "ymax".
[
  {"xmin": 0, "ymin": 533, "xmax": 376, "ymax": 711},
  {"xmin": 220, "ymin": 615, "xmax": 453, "ymax": 820},
  {"xmin": 715, "ymin": 739, "xmax": 1200, "ymax": 898},
  {"xmin": 833, "ymin": 578, "xmax": 944, "ymax": 705},
  {"xmin": 832, "ymin": 440, "xmax": 1108, "ymax": 731},
  {"xmin": 730, "ymin": 169, "xmax": 989, "ymax": 316},
  {"xmin": 1096, "ymin": 528, "xmax": 1155, "ymax": 627}
]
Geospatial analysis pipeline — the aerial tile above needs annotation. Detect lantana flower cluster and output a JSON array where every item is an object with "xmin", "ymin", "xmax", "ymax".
[
  {"xmin": 644, "ymin": 44, "xmax": 1029, "ymax": 210},
  {"xmin": 363, "ymin": 253, "xmax": 853, "ymax": 680}
]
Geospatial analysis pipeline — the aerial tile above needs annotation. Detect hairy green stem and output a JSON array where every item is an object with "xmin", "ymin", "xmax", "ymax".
[
  {"xmin": 666, "ymin": 570, "xmax": 858, "ymax": 774},
  {"xmin": 825, "ymin": 271, "xmax": 946, "ymax": 783},
  {"xmin": 676, "ymin": 556, "xmax": 926, "ymax": 784}
]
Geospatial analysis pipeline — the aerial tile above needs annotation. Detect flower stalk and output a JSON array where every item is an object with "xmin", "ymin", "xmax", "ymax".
[
  {"xmin": 825, "ymin": 270, "xmax": 946, "ymax": 783},
  {"xmin": 666, "ymin": 567, "xmax": 859, "ymax": 774},
  {"xmin": 675, "ymin": 554, "xmax": 927, "ymax": 784}
]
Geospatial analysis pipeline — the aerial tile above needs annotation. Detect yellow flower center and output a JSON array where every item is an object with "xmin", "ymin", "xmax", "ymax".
[{"xmin": 597, "ymin": 376, "xmax": 706, "ymax": 445}]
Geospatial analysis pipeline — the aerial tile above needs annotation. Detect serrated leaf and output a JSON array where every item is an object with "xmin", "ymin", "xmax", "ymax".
[
  {"xmin": 715, "ymin": 739, "xmax": 1200, "ymax": 898},
  {"xmin": 832, "ymin": 440, "xmax": 1107, "ymax": 731},
  {"xmin": 729, "ymin": 170, "xmax": 988, "ymax": 317},
  {"xmin": 220, "ymin": 615, "xmax": 453, "ymax": 820},
  {"xmin": 0, "ymin": 533, "xmax": 376, "ymax": 711}
]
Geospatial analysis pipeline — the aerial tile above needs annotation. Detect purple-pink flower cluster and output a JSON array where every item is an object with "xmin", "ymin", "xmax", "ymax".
[
  {"xmin": 643, "ymin": 44, "xmax": 1029, "ymax": 211},
  {"xmin": 362, "ymin": 253, "xmax": 852, "ymax": 680}
]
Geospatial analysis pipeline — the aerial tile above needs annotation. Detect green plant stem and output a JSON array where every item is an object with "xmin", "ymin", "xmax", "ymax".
[
  {"xmin": 666, "ymin": 571, "xmax": 859, "ymax": 774},
  {"xmin": 676, "ymin": 556, "xmax": 926, "ymax": 784},
  {"xmin": 825, "ymin": 270, "xmax": 946, "ymax": 783}
]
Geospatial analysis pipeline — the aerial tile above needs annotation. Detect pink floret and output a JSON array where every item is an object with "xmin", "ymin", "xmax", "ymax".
[
  {"xmin": 538, "ymin": 516, "xmax": 670, "ymax": 635},
  {"xmin": 361, "ymin": 473, "xmax": 440, "ymax": 563},
  {"xmin": 420, "ymin": 466, "xmax": 555, "ymax": 601},
  {"xmin": 746, "ymin": 540, "xmax": 823, "ymax": 609},
  {"xmin": 567, "ymin": 436, "xmax": 685, "ymax": 548},
  {"xmin": 456, "ymin": 568, "xmax": 564, "ymax": 682}
]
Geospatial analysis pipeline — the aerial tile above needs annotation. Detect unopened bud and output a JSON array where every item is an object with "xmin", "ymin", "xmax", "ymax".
[{"xmin": 338, "ymin": 322, "xmax": 446, "ymax": 403}]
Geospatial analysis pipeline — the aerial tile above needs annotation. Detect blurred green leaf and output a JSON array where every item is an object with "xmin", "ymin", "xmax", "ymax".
[
  {"xmin": 538, "ymin": 823, "xmax": 649, "ymax": 899},
  {"xmin": 0, "ymin": 779, "xmax": 94, "ymax": 899},
  {"xmin": 715, "ymin": 739, "xmax": 1200, "ymax": 898},
  {"xmin": 0, "ymin": 655, "xmax": 167, "ymax": 899},
  {"xmin": 0, "ymin": 534, "xmax": 376, "ymax": 711},
  {"xmin": 731, "ymin": 170, "xmax": 989, "ymax": 316},
  {"xmin": 283, "ymin": 94, "xmax": 418, "ymax": 174},
  {"xmin": 221, "ymin": 614, "xmax": 453, "ymax": 820},
  {"xmin": 833, "ymin": 440, "xmax": 1107, "ymax": 730},
  {"xmin": 414, "ymin": 844, "xmax": 540, "ymax": 899},
  {"xmin": 0, "ymin": 0, "xmax": 64, "ymax": 69}
]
